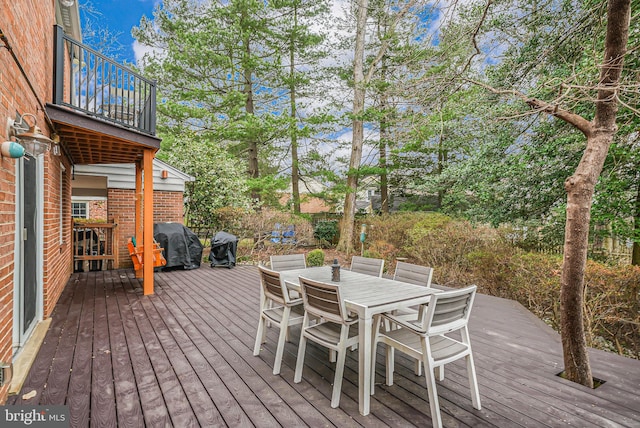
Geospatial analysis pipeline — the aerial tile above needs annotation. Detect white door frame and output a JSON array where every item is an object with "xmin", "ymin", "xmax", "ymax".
[{"xmin": 12, "ymin": 153, "xmax": 44, "ymax": 356}]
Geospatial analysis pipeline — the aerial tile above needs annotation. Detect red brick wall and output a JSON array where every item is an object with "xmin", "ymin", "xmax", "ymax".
[
  {"xmin": 0, "ymin": 147, "xmax": 17, "ymax": 406},
  {"xmin": 43, "ymin": 158, "xmax": 73, "ymax": 318},
  {"xmin": 0, "ymin": 0, "xmax": 62, "ymax": 404},
  {"xmin": 279, "ymin": 193, "xmax": 332, "ymax": 213},
  {"xmin": 108, "ymin": 189, "xmax": 185, "ymax": 268},
  {"xmin": 89, "ymin": 200, "xmax": 108, "ymax": 220}
]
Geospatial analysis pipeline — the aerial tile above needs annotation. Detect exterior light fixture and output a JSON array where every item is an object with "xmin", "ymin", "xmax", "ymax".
[
  {"xmin": 0, "ymin": 141, "xmax": 25, "ymax": 158},
  {"xmin": 0, "ymin": 361, "xmax": 12, "ymax": 387},
  {"xmin": 6, "ymin": 113, "xmax": 60, "ymax": 157}
]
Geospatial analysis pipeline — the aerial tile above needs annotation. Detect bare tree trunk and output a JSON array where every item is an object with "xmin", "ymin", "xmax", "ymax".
[
  {"xmin": 290, "ymin": 6, "xmax": 301, "ymax": 214},
  {"xmin": 379, "ymin": 57, "xmax": 389, "ymax": 214},
  {"xmin": 337, "ymin": 0, "xmax": 369, "ymax": 254},
  {"xmin": 243, "ymin": 29, "xmax": 260, "ymax": 201},
  {"xmin": 437, "ymin": 135, "xmax": 446, "ymax": 209},
  {"xmin": 470, "ymin": 0, "xmax": 630, "ymax": 388},
  {"xmin": 559, "ymin": 0, "xmax": 630, "ymax": 387},
  {"xmin": 632, "ymin": 178, "xmax": 640, "ymax": 265},
  {"xmin": 337, "ymin": 0, "xmax": 418, "ymax": 251},
  {"xmin": 379, "ymin": 131, "xmax": 389, "ymax": 213}
]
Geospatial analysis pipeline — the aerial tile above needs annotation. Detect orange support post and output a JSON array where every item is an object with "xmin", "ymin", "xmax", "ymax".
[
  {"xmin": 143, "ymin": 149, "xmax": 155, "ymax": 295},
  {"xmin": 135, "ymin": 160, "xmax": 143, "ymax": 279}
]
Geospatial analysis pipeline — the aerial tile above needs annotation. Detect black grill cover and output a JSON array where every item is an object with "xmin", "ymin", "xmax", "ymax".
[
  {"xmin": 210, "ymin": 231, "xmax": 238, "ymax": 268},
  {"xmin": 154, "ymin": 222, "xmax": 203, "ymax": 270}
]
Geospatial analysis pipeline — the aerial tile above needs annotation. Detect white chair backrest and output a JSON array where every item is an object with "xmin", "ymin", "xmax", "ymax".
[
  {"xmin": 270, "ymin": 254, "xmax": 306, "ymax": 271},
  {"xmin": 393, "ymin": 261, "xmax": 433, "ymax": 287},
  {"xmin": 350, "ymin": 256, "xmax": 384, "ymax": 277},
  {"xmin": 420, "ymin": 285, "xmax": 477, "ymax": 335},
  {"xmin": 299, "ymin": 276, "xmax": 352, "ymax": 324},
  {"xmin": 259, "ymin": 265, "xmax": 292, "ymax": 305}
]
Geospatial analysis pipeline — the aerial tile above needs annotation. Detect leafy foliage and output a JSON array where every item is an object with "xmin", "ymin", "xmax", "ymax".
[
  {"xmin": 163, "ymin": 132, "xmax": 252, "ymax": 226},
  {"xmin": 306, "ymin": 249, "xmax": 325, "ymax": 267},
  {"xmin": 313, "ymin": 220, "xmax": 339, "ymax": 247},
  {"xmin": 361, "ymin": 212, "xmax": 640, "ymax": 357}
]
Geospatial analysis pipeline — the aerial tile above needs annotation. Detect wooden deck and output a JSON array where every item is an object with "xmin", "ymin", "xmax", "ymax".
[{"xmin": 8, "ymin": 266, "xmax": 640, "ymax": 427}]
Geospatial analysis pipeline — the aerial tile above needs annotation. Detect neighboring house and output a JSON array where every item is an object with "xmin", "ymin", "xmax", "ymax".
[
  {"xmin": 279, "ymin": 177, "xmax": 333, "ymax": 214},
  {"xmin": 356, "ymin": 176, "xmax": 438, "ymax": 213},
  {"xmin": 0, "ymin": 0, "xmax": 161, "ymax": 403},
  {"xmin": 355, "ymin": 176, "xmax": 380, "ymax": 214},
  {"xmin": 72, "ymin": 159, "xmax": 195, "ymax": 268}
]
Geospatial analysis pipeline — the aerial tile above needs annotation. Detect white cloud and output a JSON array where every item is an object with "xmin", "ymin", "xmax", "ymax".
[{"xmin": 133, "ymin": 40, "xmax": 158, "ymax": 65}]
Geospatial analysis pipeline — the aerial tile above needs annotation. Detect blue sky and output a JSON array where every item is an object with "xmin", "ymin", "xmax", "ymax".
[{"xmin": 82, "ymin": 0, "xmax": 157, "ymax": 63}]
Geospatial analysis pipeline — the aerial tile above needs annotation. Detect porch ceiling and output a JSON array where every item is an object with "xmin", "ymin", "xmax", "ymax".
[{"xmin": 46, "ymin": 103, "xmax": 162, "ymax": 165}]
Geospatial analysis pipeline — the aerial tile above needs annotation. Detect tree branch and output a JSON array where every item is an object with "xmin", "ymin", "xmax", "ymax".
[
  {"xmin": 467, "ymin": 78, "xmax": 594, "ymax": 137},
  {"xmin": 460, "ymin": 0, "xmax": 493, "ymax": 75},
  {"xmin": 364, "ymin": 0, "xmax": 419, "ymax": 83}
]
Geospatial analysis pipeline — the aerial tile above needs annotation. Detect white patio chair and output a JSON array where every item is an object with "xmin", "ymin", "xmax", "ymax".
[
  {"xmin": 394, "ymin": 261, "xmax": 433, "ymax": 287},
  {"xmin": 387, "ymin": 261, "xmax": 435, "ymax": 375},
  {"xmin": 253, "ymin": 265, "xmax": 304, "ymax": 375},
  {"xmin": 350, "ymin": 255, "xmax": 384, "ymax": 277},
  {"xmin": 372, "ymin": 285, "xmax": 481, "ymax": 428},
  {"xmin": 270, "ymin": 254, "xmax": 306, "ymax": 299},
  {"xmin": 388, "ymin": 262, "xmax": 434, "ymax": 322},
  {"xmin": 270, "ymin": 253, "xmax": 306, "ymax": 271},
  {"xmin": 294, "ymin": 276, "xmax": 359, "ymax": 408}
]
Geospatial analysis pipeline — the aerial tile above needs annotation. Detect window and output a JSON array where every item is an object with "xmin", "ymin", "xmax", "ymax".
[{"xmin": 71, "ymin": 202, "xmax": 88, "ymax": 219}]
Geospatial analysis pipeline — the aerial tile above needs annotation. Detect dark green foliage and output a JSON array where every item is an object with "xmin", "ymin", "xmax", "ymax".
[{"xmin": 313, "ymin": 220, "xmax": 339, "ymax": 247}]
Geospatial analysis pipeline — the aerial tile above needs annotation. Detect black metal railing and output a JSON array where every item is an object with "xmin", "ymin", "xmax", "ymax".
[{"xmin": 53, "ymin": 25, "xmax": 156, "ymax": 135}]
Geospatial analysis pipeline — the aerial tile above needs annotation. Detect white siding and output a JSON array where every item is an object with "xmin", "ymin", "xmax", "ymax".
[{"xmin": 73, "ymin": 159, "xmax": 194, "ymax": 192}]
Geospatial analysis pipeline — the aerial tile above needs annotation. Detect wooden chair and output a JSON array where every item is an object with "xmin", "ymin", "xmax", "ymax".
[
  {"xmin": 294, "ymin": 276, "xmax": 359, "ymax": 408},
  {"xmin": 127, "ymin": 237, "xmax": 166, "ymax": 271},
  {"xmin": 371, "ymin": 285, "xmax": 481, "ymax": 428},
  {"xmin": 253, "ymin": 266, "xmax": 305, "ymax": 375},
  {"xmin": 350, "ymin": 255, "xmax": 384, "ymax": 277},
  {"xmin": 270, "ymin": 254, "xmax": 306, "ymax": 271}
]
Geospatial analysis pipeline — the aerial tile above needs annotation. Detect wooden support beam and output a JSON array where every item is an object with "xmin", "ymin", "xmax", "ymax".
[
  {"xmin": 134, "ymin": 160, "xmax": 143, "ymax": 279},
  {"xmin": 143, "ymin": 149, "xmax": 154, "ymax": 295}
]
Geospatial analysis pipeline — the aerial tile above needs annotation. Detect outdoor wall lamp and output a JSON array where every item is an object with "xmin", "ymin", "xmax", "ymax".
[
  {"xmin": 6, "ymin": 113, "xmax": 60, "ymax": 157},
  {"xmin": 0, "ymin": 140, "xmax": 25, "ymax": 158},
  {"xmin": 0, "ymin": 361, "xmax": 12, "ymax": 387}
]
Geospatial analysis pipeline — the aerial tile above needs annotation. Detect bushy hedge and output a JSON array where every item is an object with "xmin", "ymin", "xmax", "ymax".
[
  {"xmin": 313, "ymin": 220, "xmax": 339, "ymax": 247},
  {"xmin": 359, "ymin": 212, "xmax": 640, "ymax": 358},
  {"xmin": 306, "ymin": 249, "xmax": 325, "ymax": 267}
]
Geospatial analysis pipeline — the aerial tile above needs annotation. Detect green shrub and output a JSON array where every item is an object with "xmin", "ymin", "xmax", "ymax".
[
  {"xmin": 340, "ymin": 212, "xmax": 640, "ymax": 358},
  {"xmin": 313, "ymin": 220, "xmax": 339, "ymax": 247},
  {"xmin": 360, "ymin": 212, "xmax": 449, "ymax": 255},
  {"xmin": 306, "ymin": 249, "xmax": 325, "ymax": 267},
  {"xmin": 362, "ymin": 250, "xmax": 382, "ymax": 259}
]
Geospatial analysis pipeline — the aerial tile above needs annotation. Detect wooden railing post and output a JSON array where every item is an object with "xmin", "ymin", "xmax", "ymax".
[{"xmin": 72, "ymin": 221, "xmax": 118, "ymax": 272}]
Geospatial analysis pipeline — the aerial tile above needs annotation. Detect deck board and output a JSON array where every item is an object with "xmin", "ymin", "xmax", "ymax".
[
  {"xmin": 7, "ymin": 265, "xmax": 640, "ymax": 427},
  {"xmin": 104, "ymin": 270, "xmax": 144, "ymax": 428},
  {"xmin": 117, "ymin": 272, "xmax": 172, "ymax": 427},
  {"xmin": 68, "ymin": 271, "xmax": 95, "ymax": 428},
  {"xmin": 40, "ymin": 273, "xmax": 87, "ymax": 406}
]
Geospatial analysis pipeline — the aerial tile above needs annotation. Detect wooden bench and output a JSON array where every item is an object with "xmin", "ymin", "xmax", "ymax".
[{"xmin": 127, "ymin": 237, "xmax": 167, "ymax": 271}]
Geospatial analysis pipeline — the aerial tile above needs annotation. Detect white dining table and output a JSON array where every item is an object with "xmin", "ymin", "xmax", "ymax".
[{"xmin": 279, "ymin": 265, "xmax": 439, "ymax": 416}]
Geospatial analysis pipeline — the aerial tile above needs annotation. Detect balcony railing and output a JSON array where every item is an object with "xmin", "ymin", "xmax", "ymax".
[
  {"xmin": 53, "ymin": 25, "xmax": 156, "ymax": 135},
  {"xmin": 73, "ymin": 221, "xmax": 119, "ymax": 272}
]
